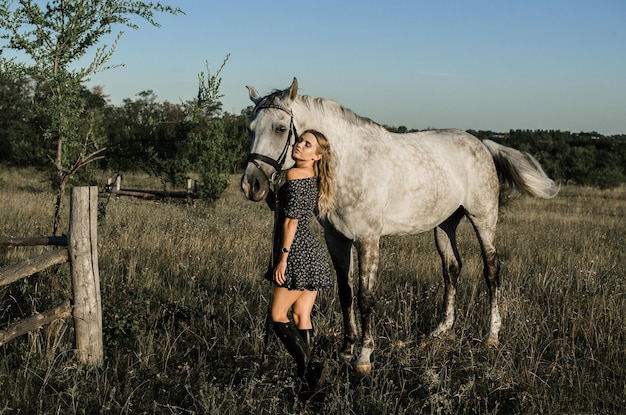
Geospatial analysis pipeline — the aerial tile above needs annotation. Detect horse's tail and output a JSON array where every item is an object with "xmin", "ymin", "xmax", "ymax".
[{"xmin": 482, "ymin": 139, "xmax": 560, "ymax": 199}]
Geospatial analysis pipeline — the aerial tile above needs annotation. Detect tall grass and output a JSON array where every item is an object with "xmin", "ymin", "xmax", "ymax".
[{"xmin": 1, "ymin": 168, "xmax": 624, "ymax": 414}]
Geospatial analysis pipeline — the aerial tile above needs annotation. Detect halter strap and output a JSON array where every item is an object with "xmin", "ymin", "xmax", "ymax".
[{"xmin": 247, "ymin": 103, "xmax": 299, "ymax": 186}]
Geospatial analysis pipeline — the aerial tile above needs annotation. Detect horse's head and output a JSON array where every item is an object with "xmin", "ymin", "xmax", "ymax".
[{"xmin": 241, "ymin": 78, "xmax": 300, "ymax": 202}]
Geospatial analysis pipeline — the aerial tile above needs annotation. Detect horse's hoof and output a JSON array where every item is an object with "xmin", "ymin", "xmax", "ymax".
[
  {"xmin": 486, "ymin": 338, "xmax": 500, "ymax": 348},
  {"xmin": 429, "ymin": 323, "xmax": 452, "ymax": 339},
  {"xmin": 354, "ymin": 363, "xmax": 372, "ymax": 375},
  {"xmin": 340, "ymin": 343, "xmax": 355, "ymax": 361}
]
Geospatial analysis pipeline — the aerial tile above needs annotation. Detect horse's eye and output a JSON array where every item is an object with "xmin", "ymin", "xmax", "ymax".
[{"xmin": 275, "ymin": 126, "xmax": 287, "ymax": 134}]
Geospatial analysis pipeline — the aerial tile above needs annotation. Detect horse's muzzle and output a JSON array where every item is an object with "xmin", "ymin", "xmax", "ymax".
[{"xmin": 241, "ymin": 164, "xmax": 269, "ymax": 202}]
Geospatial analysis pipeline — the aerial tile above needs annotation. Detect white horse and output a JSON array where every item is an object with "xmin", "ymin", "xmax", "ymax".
[{"xmin": 241, "ymin": 78, "xmax": 559, "ymax": 374}]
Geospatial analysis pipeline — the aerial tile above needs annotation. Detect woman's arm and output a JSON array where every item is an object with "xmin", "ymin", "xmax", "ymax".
[{"xmin": 273, "ymin": 216, "xmax": 298, "ymax": 286}]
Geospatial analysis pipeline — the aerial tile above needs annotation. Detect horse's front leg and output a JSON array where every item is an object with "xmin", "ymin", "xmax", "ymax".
[
  {"xmin": 323, "ymin": 226, "xmax": 357, "ymax": 360},
  {"xmin": 354, "ymin": 236, "xmax": 380, "ymax": 374}
]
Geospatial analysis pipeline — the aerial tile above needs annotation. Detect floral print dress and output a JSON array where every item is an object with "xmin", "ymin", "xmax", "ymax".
[{"xmin": 265, "ymin": 177, "xmax": 333, "ymax": 291}]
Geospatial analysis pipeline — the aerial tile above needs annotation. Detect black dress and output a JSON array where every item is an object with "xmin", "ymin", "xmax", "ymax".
[{"xmin": 265, "ymin": 177, "xmax": 333, "ymax": 291}]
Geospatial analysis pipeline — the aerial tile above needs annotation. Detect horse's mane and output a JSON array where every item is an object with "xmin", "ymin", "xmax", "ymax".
[
  {"xmin": 256, "ymin": 90, "xmax": 382, "ymax": 130},
  {"xmin": 298, "ymin": 95, "xmax": 382, "ymax": 130}
]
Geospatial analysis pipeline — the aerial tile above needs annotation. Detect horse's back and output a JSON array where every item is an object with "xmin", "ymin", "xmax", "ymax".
[
  {"xmin": 386, "ymin": 129, "xmax": 497, "ymax": 198},
  {"xmin": 331, "ymin": 129, "xmax": 498, "ymax": 237}
]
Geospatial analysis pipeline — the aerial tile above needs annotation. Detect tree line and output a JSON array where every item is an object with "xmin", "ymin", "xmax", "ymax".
[
  {"xmin": 2, "ymin": 68, "xmax": 625, "ymax": 195},
  {"xmin": 3, "ymin": 72, "xmax": 624, "ymax": 195}
]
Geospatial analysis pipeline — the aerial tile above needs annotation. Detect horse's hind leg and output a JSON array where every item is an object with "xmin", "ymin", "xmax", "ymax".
[
  {"xmin": 323, "ymin": 225, "xmax": 357, "ymax": 360},
  {"xmin": 431, "ymin": 209, "xmax": 464, "ymax": 338},
  {"xmin": 354, "ymin": 235, "xmax": 380, "ymax": 374},
  {"xmin": 467, "ymin": 210, "xmax": 501, "ymax": 347}
]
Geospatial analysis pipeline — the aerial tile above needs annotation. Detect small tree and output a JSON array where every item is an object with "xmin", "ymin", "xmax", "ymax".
[
  {"xmin": 0, "ymin": 0, "xmax": 182, "ymax": 235},
  {"xmin": 184, "ymin": 55, "xmax": 231, "ymax": 201}
]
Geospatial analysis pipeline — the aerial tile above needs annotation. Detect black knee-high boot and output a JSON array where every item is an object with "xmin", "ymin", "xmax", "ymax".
[
  {"xmin": 298, "ymin": 328, "xmax": 314, "ymax": 360},
  {"xmin": 298, "ymin": 328, "xmax": 324, "ymax": 392},
  {"xmin": 273, "ymin": 321, "xmax": 309, "ymax": 378}
]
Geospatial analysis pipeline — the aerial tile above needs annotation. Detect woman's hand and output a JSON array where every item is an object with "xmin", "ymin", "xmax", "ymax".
[{"xmin": 273, "ymin": 260, "xmax": 287, "ymax": 286}]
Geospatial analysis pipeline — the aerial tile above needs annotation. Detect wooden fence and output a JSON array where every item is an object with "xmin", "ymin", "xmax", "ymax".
[
  {"xmin": 0, "ymin": 186, "xmax": 103, "ymax": 366},
  {"xmin": 107, "ymin": 175, "xmax": 198, "ymax": 200}
]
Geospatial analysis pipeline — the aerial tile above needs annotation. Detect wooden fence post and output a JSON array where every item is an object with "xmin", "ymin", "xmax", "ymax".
[{"xmin": 68, "ymin": 186, "xmax": 103, "ymax": 365}]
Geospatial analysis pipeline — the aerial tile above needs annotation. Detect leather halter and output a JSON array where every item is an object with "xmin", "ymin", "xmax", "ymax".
[{"xmin": 247, "ymin": 103, "xmax": 298, "ymax": 186}]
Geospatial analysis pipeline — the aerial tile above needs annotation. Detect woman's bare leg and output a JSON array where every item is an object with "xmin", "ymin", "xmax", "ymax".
[{"xmin": 292, "ymin": 290, "xmax": 317, "ymax": 329}]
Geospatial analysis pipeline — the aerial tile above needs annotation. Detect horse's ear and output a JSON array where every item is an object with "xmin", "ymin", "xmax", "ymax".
[
  {"xmin": 247, "ymin": 85, "xmax": 262, "ymax": 105},
  {"xmin": 288, "ymin": 78, "xmax": 298, "ymax": 100}
]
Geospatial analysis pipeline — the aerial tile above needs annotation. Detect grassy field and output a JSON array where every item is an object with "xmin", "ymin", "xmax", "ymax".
[{"xmin": 1, "ymin": 168, "xmax": 625, "ymax": 414}]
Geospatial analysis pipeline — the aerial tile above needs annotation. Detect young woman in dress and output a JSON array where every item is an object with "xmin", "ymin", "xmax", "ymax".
[{"xmin": 266, "ymin": 129, "xmax": 334, "ymax": 388}]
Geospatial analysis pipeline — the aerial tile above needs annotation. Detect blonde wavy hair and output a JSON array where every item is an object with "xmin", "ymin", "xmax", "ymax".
[{"xmin": 304, "ymin": 130, "xmax": 335, "ymax": 217}]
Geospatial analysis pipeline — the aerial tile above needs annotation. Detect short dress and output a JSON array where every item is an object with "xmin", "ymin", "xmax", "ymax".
[{"xmin": 264, "ymin": 177, "xmax": 333, "ymax": 291}]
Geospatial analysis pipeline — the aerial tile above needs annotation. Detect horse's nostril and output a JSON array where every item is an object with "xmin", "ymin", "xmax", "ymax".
[{"xmin": 252, "ymin": 177, "xmax": 260, "ymax": 194}]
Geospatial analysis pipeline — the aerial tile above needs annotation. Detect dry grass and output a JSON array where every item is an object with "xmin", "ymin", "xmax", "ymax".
[{"xmin": 1, "ymin": 168, "xmax": 625, "ymax": 414}]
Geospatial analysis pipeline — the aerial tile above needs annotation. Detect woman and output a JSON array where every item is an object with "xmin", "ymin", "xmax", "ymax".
[{"xmin": 266, "ymin": 129, "xmax": 334, "ymax": 388}]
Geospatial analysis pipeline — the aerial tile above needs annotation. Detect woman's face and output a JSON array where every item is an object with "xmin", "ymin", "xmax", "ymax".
[{"xmin": 292, "ymin": 132, "xmax": 322, "ymax": 162}]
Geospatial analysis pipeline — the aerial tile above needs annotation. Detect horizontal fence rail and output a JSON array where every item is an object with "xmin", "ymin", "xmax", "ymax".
[
  {"xmin": 0, "ymin": 236, "xmax": 68, "ymax": 246},
  {"xmin": 0, "ymin": 248, "xmax": 69, "ymax": 287},
  {"xmin": 106, "ymin": 176, "xmax": 198, "ymax": 200}
]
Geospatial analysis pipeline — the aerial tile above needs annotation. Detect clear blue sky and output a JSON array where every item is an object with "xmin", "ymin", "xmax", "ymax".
[{"xmin": 87, "ymin": 0, "xmax": 626, "ymax": 135}]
